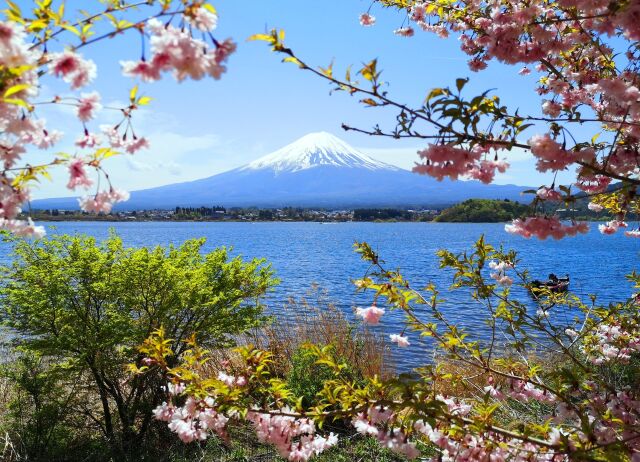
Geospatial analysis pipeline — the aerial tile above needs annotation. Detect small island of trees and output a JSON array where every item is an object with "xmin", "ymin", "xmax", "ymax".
[{"xmin": 434, "ymin": 199, "xmax": 531, "ymax": 223}]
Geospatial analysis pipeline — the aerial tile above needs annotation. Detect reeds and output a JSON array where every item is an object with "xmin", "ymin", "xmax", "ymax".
[{"xmin": 243, "ymin": 286, "xmax": 393, "ymax": 379}]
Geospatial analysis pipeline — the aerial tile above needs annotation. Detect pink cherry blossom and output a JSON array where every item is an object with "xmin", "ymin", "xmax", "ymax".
[
  {"xmin": 541, "ymin": 100, "xmax": 562, "ymax": 117},
  {"xmin": 124, "ymin": 136, "xmax": 149, "ymax": 154},
  {"xmin": 22, "ymin": 127, "xmax": 63, "ymax": 150},
  {"xmin": 489, "ymin": 260, "xmax": 514, "ymax": 286},
  {"xmin": 48, "ymin": 50, "xmax": 97, "ymax": 89},
  {"xmin": 536, "ymin": 186, "xmax": 562, "ymax": 201},
  {"xmin": 588, "ymin": 202, "xmax": 604, "ymax": 212},
  {"xmin": 75, "ymin": 132, "xmax": 102, "ymax": 149},
  {"xmin": 575, "ymin": 170, "xmax": 612, "ymax": 194},
  {"xmin": 120, "ymin": 59, "xmax": 163, "ymax": 82},
  {"xmin": 185, "ymin": 6, "xmax": 218, "ymax": 32},
  {"xmin": 394, "ymin": 27, "xmax": 415, "ymax": 37},
  {"xmin": 66, "ymin": 158, "xmax": 93, "ymax": 190},
  {"xmin": 153, "ymin": 402, "xmax": 175, "ymax": 422},
  {"xmin": 599, "ymin": 220, "xmax": 628, "ymax": 235},
  {"xmin": 0, "ymin": 218, "xmax": 45, "ymax": 239},
  {"xmin": 355, "ymin": 305, "xmax": 385, "ymax": 325},
  {"xmin": 246, "ymin": 407, "xmax": 338, "ymax": 461},
  {"xmin": 121, "ymin": 18, "xmax": 236, "ymax": 83},
  {"xmin": 389, "ymin": 334, "xmax": 410, "ymax": 347},
  {"xmin": 76, "ymin": 91, "xmax": 102, "ymax": 122},
  {"xmin": 78, "ymin": 188, "xmax": 130, "ymax": 214},
  {"xmin": 359, "ymin": 13, "xmax": 376, "ymax": 26},
  {"xmin": 506, "ymin": 216, "xmax": 589, "ymax": 239},
  {"xmin": 529, "ymin": 133, "xmax": 584, "ymax": 172}
]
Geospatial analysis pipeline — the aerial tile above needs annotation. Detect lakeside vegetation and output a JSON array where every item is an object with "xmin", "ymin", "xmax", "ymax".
[
  {"xmin": 27, "ymin": 198, "xmax": 624, "ymax": 224},
  {"xmin": 0, "ymin": 235, "xmax": 402, "ymax": 461}
]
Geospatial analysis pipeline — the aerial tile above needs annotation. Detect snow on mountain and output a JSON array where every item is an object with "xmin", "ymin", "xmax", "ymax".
[
  {"xmin": 242, "ymin": 132, "xmax": 399, "ymax": 173},
  {"xmin": 31, "ymin": 132, "xmax": 530, "ymax": 210}
]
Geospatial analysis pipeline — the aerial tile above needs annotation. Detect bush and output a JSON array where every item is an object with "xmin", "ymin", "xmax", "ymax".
[{"xmin": 0, "ymin": 232, "xmax": 276, "ymax": 460}]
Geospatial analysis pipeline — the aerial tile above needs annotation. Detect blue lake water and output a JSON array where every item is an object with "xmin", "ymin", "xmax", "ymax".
[{"xmin": 1, "ymin": 221, "xmax": 638, "ymax": 371}]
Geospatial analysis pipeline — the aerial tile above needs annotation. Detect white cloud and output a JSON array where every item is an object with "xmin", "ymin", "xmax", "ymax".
[{"xmin": 127, "ymin": 158, "xmax": 153, "ymax": 172}]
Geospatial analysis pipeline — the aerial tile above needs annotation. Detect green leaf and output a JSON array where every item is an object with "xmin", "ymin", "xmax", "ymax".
[{"xmin": 455, "ymin": 77, "xmax": 468, "ymax": 92}]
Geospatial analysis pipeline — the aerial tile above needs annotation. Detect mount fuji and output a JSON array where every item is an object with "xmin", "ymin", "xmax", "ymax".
[{"xmin": 32, "ymin": 132, "xmax": 529, "ymax": 210}]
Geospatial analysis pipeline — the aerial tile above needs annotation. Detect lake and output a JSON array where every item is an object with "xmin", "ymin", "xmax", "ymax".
[{"xmin": 1, "ymin": 221, "xmax": 638, "ymax": 370}]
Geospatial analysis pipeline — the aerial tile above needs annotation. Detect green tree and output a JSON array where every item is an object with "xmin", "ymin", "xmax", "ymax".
[{"xmin": 0, "ymin": 232, "xmax": 276, "ymax": 460}]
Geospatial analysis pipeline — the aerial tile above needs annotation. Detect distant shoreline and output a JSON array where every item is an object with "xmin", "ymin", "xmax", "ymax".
[
  {"xmin": 25, "ymin": 198, "xmax": 613, "ymax": 224},
  {"xmin": 29, "ymin": 218, "xmax": 611, "ymax": 225}
]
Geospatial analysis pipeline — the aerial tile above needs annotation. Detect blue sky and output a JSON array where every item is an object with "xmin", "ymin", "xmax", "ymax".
[{"xmin": 27, "ymin": 0, "xmax": 576, "ymax": 199}]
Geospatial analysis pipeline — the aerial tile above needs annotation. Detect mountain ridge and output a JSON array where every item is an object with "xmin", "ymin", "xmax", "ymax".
[{"xmin": 31, "ymin": 132, "xmax": 530, "ymax": 210}]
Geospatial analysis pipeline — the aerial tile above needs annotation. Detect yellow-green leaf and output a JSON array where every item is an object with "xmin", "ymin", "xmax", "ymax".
[
  {"xmin": 3, "ymin": 97, "xmax": 31, "ymax": 110},
  {"xmin": 4, "ymin": 83, "xmax": 30, "ymax": 98},
  {"xmin": 282, "ymin": 56, "xmax": 303, "ymax": 68},
  {"xmin": 129, "ymin": 85, "xmax": 138, "ymax": 103},
  {"xmin": 202, "ymin": 3, "xmax": 217, "ymax": 14},
  {"xmin": 247, "ymin": 33, "xmax": 275, "ymax": 43}
]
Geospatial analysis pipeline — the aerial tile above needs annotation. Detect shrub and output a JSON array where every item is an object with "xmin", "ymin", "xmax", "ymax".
[{"xmin": 0, "ymin": 232, "xmax": 276, "ymax": 460}]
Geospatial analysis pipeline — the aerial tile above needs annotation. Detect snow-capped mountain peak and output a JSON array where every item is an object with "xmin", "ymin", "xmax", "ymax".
[{"xmin": 242, "ymin": 132, "xmax": 400, "ymax": 173}]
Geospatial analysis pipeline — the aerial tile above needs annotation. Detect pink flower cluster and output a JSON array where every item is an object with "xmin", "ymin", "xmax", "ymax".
[
  {"xmin": 78, "ymin": 188, "xmax": 130, "ymax": 214},
  {"xmin": 121, "ymin": 18, "xmax": 236, "ymax": 83},
  {"xmin": 508, "ymin": 379, "xmax": 557, "ymax": 404},
  {"xmin": 528, "ymin": 134, "xmax": 594, "ymax": 173},
  {"xmin": 0, "ymin": 22, "xmax": 54, "ymax": 236},
  {"xmin": 352, "ymin": 406, "xmax": 419, "ymax": 458},
  {"xmin": 489, "ymin": 260, "xmax": 514, "ymax": 286},
  {"xmin": 217, "ymin": 371, "xmax": 247, "ymax": 388},
  {"xmin": 102, "ymin": 126, "xmax": 150, "ymax": 154},
  {"xmin": 583, "ymin": 323, "xmax": 640, "ymax": 365},
  {"xmin": 505, "ymin": 216, "xmax": 589, "ymax": 239},
  {"xmin": 598, "ymin": 220, "xmax": 627, "ymax": 235},
  {"xmin": 414, "ymin": 418, "xmax": 564, "ymax": 461},
  {"xmin": 394, "ymin": 27, "xmax": 415, "ymax": 37},
  {"xmin": 625, "ymin": 229, "xmax": 640, "ymax": 238},
  {"xmin": 247, "ymin": 408, "xmax": 338, "ymax": 461},
  {"xmin": 575, "ymin": 171, "xmax": 612, "ymax": 194},
  {"xmin": 413, "ymin": 144, "xmax": 508, "ymax": 183},
  {"xmin": 154, "ymin": 396, "xmax": 229, "ymax": 443}
]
